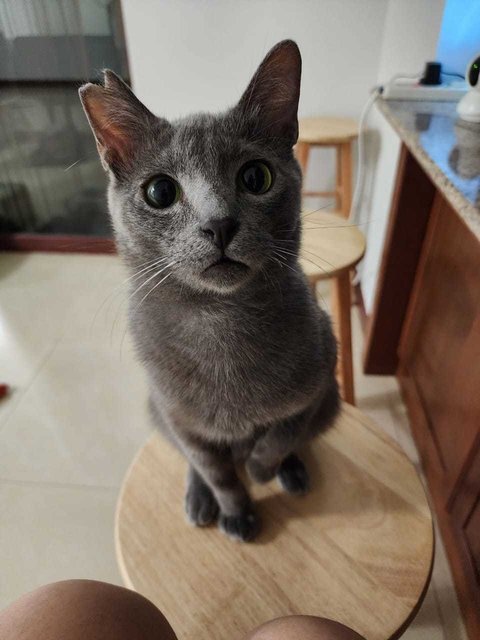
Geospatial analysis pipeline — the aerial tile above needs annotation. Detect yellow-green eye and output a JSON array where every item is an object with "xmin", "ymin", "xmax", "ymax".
[
  {"xmin": 145, "ymin": 175, "xmax": 181, "ymax": 209},
  {"xmin": 239, "ymin": 161, "xmax": 273, "ymax": 194}
]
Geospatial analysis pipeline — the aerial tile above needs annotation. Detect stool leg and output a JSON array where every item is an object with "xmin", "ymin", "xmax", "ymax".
[
  {"xmin": 296, "ymin": 141, "xmax": 310, "ymax": 179},
  {"xmin": 331, "ymin": 270, "xmax": 355, "ymax": 405},
  {"xmin": 339, "ymin": 141, "xmax": 353, "ymax": 218},
  {"xmin": 335, "ymin": 144, "xmax": 342, "ymax": 211}
]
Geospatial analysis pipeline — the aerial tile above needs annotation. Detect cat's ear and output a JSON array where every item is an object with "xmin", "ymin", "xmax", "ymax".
[
  {"xmin": 79, "ymin": 70, "xmax": 157, "ymax": 174},
  {"xmin": 236, "ymin": 40, "xmax": 301, "ymax": 145}
]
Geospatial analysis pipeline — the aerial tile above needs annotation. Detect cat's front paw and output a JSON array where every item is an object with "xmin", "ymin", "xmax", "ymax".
[
  {"xmin": 219, "ymin": 508, "xmax": 261, "ymax": 542},
  {"xmin": 246, "ymin": 457, "xmax": 277, "ymax": 484},
  {"xmin": 277, "ymin": 454, "xmax": 310, "ymax": 495},
  {"xmin": 185, "ymin": 479, "xmax": 219, "ymax": 526}
]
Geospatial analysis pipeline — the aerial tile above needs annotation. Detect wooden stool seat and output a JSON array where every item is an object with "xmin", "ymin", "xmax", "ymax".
[
  {"xmin": 116, "ymin": 403, "xmax": 433, "ymax": 640},
  {"xmin": 299, "ymin": 117, "xmax": 358, "ymax": 144},
  {"xmin": 300, "ymin": 210, "xmax": 366, "ymax": 279}
]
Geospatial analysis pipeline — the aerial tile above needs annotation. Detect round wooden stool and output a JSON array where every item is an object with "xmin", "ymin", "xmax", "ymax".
[
  {"xmin": 300, "ymin": 211, "xmax": 365, "ymax": 405},
  {"xmin": 297, "ymin": 117, "xmax": 358, "ymax": 217},
  {"xmin": 115, "ymin": 403, "xmax": 433, "ymax": 640}
]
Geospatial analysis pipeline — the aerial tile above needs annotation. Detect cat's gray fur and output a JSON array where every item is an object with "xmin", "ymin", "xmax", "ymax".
[{"xmin": 79, "ymin": 40, "xmax": 339, "ymax": 542}]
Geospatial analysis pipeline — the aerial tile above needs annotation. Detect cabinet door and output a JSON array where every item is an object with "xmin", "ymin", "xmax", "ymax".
[
  {"xmin": 399, "ymin": 194, "xmax": 480, "ymax": 488},
  {"xmin": 450, "ymin": 440, "xmax": 480, "ymax": 616}
]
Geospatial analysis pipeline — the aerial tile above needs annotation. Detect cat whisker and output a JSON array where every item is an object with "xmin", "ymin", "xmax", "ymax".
[
  {"xmin": 90, "ymin": 256, "xmax": 169, "ymax": 337},
  {"xmin": 128, "ymin": 261, "xmax": 176, "ymax": 301},
  {"xmin": 302, "ymin": 224, "xmax": 360, "ymax": 230},
  {"xmin": 119, "ymin": 269, "xmax": 175, "ymax": 358},
  {"xmin": 272, "ymin": 247, "xmax": 331, "ymax": 309},
  {"xmin": 110, "ymin": 260, "xmax": 176, "ymax": 348},
  {"xmin": 300, "ymin": 202, "xmax": 335, "ymax": 218},
  {"xmin": 270, "ymin": 251, "xmax": 299, "ymax": 275},
  {"xmin": 138, "ymin": 271, "xmax": 174, "ymax": 306},
  {"xmin": 267, "ymin": 253, "xmax": 328, "ymax": 309},
  {"xmin": 302, "ymin": 214, "xmax": 384, "ymax": 229},
  {"xmin": 268, "ymin": 254, "xmax": 287, "ymax": 270},
  {"xmin": 301, "ymin": 248, "xmax": 336, "ymax": 270},
  {"xmin": 274, "ymin": 245, "xmax": 333, "ymax": 274}
]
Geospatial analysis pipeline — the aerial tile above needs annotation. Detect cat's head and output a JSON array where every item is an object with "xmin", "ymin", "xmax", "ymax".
[{"xmin": 79, "ymin": 40, "xmax": 302, "ymax": 295}]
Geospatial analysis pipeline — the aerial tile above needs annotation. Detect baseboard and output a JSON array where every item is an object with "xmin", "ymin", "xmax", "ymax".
[{"xmin": 0, "ymin": 233, "xmax": 116, "ymax": 254}]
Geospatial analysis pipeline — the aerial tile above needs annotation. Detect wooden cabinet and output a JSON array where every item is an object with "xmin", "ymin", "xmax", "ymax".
[
  {"xmin": 364, "ymin": 145, "xmax": 480, "ymax": 638},
  {"xmin": 397, "ymin": 192, "xmax": 480, "ymax": 637}
]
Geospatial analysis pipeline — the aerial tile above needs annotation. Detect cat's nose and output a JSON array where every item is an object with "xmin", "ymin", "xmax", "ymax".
[{"xmin": 201, "ymin": 217, "xmax": 239, "ymax": 251}]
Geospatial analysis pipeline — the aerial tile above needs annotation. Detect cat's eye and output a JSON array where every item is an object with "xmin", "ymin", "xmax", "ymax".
[
  {"xmin": 144, "ymin": 175, "xmax": 181, "ymax": 209},
  {"xmin": 238, "ymin": 161, "xmax": 273, "ymax": 195}
]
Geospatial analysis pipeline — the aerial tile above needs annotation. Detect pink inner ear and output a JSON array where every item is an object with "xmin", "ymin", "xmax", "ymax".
[{"xmin": 82, "ymin": 86, "xmax": 132, "ymax": 164}]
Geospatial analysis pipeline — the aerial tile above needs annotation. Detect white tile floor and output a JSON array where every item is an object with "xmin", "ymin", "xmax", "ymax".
[{"xmin": 0, "ymin": 252, "xmax": 467, "ymax": 639}]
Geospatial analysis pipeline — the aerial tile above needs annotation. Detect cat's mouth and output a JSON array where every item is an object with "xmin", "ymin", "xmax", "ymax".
[
  {"xmin": 204, "ymin": 256, "xmax": 249, "ymax": 272},
  {"xmin": 201, "ymin": 255, "xmax": 251, "ymax": 290}
]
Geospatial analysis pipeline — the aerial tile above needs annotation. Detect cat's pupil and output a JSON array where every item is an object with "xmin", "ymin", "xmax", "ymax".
[
  {"xmin": 145, "ymin": 175, "xmax": 180, "ymax": 209},
  {"xmin": 240, "ymin": 161, "xmax": 272, "ymax": 194},
  {"xmin": 244, "ymin": 166, "xmax": 264, "ymax": 192}
]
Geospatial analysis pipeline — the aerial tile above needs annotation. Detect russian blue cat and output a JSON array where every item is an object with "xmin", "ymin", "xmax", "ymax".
[{"xmin": 80, "ymin": 40, "xmax": 339, "ymax": 542}]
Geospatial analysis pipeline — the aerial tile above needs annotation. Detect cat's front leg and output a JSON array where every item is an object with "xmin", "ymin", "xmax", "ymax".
[
  {"xmin": 247, "ymin": 382, "xmax": 340, "ymax": 494},
  {"xmin": 180, "ymin": 435, "xmax": 260, "ymax": 542},
  {"xmin": 246, "ymin": 411, "xmax": 310, "ymax": 495},
  {"xmin": 185, "ymin": 466, "xmax": 219, "ymax": 527}
]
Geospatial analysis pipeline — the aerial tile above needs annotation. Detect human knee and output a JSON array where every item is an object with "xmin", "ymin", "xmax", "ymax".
[{"xmin": 0, "ymin": 580, "xmax": 177, "ymax": 640}]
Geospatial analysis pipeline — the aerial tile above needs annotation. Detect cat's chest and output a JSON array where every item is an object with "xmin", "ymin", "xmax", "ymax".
[
  {"xmin": 133, "ymin": 299, "xmax": 326, "ymax": 437},
  {"xmin": 160, "ymin": 319, "xmax": 274, "ymax": 386},
  {"xmin": 140, "ymin": 314, "xmax": 305, "ymax": 413}
]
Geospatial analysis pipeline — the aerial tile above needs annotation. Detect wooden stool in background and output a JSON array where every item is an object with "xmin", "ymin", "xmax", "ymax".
[
  {"xmin": 296, "ymin": 117, "xmax": 362, "ymax": 405},
  {"xmin": 296, "ymin": 117, "xmax": 358, "ymax": 217},
  {"xmin": 300, "ymin": 212, "xmax": 365, "ymax": 405},
  {"xmin": 115, "ymin": 403, "xmax": 434, "ymax": 640}
]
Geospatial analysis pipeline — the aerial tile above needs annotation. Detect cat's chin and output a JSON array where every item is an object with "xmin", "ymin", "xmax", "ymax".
[{"xmin": 199, "ymin": 258, "xmax": 252, "ymax": 293}]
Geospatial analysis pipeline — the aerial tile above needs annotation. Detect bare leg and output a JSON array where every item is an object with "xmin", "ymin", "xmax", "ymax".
[
  {"xmin": 246, "ymin": 615, "xmax": 366, "ymax": 640},
  {"xmin": 0, "ymin": 580, "xmax": 177, "ymax": 640},
  {"xmin": 0, "ymin": 582, "xmax": 365, "ymax": 640}
]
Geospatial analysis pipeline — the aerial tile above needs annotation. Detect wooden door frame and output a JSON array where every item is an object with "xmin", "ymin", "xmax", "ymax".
[
  {"xmin": 363, "ymin": 144, "xmax": 436, "ymax": 374},
  {"xmin": 0, "ymin": 233, "xmax": 116, "ymax": 254}
]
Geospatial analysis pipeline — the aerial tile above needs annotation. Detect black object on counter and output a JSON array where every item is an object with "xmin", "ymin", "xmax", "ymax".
[{"xmin": 420, "ymin": 61, "xmax": 442, "ymax": 86}]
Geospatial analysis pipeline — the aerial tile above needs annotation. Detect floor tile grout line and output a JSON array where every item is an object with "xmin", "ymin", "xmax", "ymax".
[
  {"xmin": 0, "ymin": 339, "xmax": 60, "ymax": 434},
  {"xmin": 0, "ymin": 476, "xmax": 120, "ymax": 493}
]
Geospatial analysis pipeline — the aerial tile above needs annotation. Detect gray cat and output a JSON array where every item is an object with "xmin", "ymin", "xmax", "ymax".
[{"xmin": 79, "ymin": 40, "xmax": 339, "ymax": 542}]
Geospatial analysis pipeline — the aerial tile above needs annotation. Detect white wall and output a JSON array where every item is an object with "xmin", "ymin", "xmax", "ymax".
[
  {"xmin": 377, "ymin": 0, "xmax": 445, "ymax": 83},
  {"xmin": 358, "ymin": 0, "xmax": 445, "ymax": 314},
  {"xmin": 121, "ymin": 0, "xmax": 387, "ymax": 120},
  {"xmin": 121, "ymin": 0, "xmax": 388, "ymax": 205}
]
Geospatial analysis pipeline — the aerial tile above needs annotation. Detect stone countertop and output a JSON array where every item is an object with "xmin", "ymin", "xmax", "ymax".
[{"xmin": 377, "ymin": 98, "xmax": 480, "ymax": 240}]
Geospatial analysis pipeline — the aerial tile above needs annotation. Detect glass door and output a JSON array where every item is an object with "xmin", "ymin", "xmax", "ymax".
[{"xmin": 0, "ymin": 0, "xmax": 129, "ymax": 250}]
